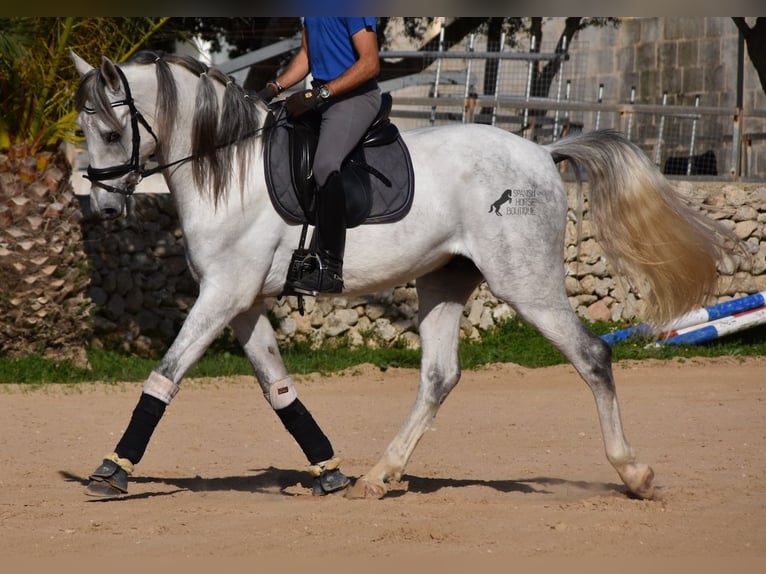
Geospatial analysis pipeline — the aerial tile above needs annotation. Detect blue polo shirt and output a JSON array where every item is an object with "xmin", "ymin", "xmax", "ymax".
[{"xmin": 304, "ymin": 17, "xmax": 377, "ymax": 81}]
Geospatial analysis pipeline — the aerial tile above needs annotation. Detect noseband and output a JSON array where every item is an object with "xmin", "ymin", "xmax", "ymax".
[{"xmin": 83, "ymin": 65, "xmax": 159, "ymax": 196}]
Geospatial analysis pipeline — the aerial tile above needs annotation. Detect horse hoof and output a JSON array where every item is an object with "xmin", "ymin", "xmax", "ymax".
[
  {"xmin": 632, "ymin": 467, "xmax": 656, "ymax": 499},
  {"xmin": 85, "ymin": 480, "xmax": 127, "ymax": 497},
  {"xmin": 621, "ymin": 463, "xmax": 656, "ymax": 499},
  {"xmin": 345, "ymin": 478, "xmax": 386, "ymax": 500}
]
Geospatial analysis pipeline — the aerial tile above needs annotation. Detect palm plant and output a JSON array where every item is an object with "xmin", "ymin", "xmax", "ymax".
[{"xmin": 0, "ymin": 17, "xmax": 170, "ymax": 160}]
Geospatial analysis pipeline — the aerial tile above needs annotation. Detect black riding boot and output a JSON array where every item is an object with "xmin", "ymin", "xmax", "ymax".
[{"xmin": 286, "ymin": 172, "xmax": 346, "ymax": 295}]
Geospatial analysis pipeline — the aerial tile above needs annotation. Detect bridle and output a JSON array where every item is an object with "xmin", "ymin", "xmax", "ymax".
[
  {"xmin": 83, "ymin": 65, "xmax": 163, "ymax": 196},
  {"xmin": 82, "ymin": 64, "xmax": 274, "ymax": 197}
]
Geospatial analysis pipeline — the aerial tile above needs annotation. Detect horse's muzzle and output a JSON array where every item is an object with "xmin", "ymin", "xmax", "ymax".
[{"xmin": 90, "ymin": 187, "xmax": 127, "ymax": 220}]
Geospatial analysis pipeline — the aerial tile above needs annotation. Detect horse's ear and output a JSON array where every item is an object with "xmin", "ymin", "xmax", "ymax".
[
  {"xmin": 99, "ymin": 56, "xmax": 122, "ymax": 94},
  {"xmin": 70, "ymin": 50, "xmax": 94, "ymax": 77}
]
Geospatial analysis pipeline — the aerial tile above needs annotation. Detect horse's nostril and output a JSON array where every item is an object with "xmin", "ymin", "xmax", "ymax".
[{"xmin": 102, "ymin": 208, "xmax": 122, "ymax": 220}]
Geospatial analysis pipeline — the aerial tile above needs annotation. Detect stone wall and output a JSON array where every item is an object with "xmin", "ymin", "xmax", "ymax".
[
  {"xmin": 78, "ymin": 195, "xmax": 196, "ymax": 357},
  {"xmin": 76, "ymin": 181, "xmax": 766, "ymax": 356},
  {"xmin": 395, "ymin": 17, "xmax": 765, "ymax": 177},
  {"xmin": 567, "ymin": 17, "xmax": 757, "ymax": 109}
]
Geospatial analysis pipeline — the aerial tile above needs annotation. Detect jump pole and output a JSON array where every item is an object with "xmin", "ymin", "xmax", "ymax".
[
  {"xmin": 600, "ymin": 290, "xmax": 766, "ymax": 345},
  {"xmin": 648, "ymin": 305, "xmax": 766, "ymax": 347}
]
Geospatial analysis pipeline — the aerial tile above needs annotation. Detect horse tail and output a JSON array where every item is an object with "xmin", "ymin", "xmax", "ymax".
[{"xmin": 545, "ymin": 129, "xmax": 741, "ymax": 330}]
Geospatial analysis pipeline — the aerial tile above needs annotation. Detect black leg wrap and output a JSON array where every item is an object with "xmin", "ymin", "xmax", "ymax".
[
  {"xmin": 275, "ymin": 398, "xmax": 334, "ymax": 465},
  {"xmin": 114, "ymin": 392, "xmax": 167, "ymax": 465}
]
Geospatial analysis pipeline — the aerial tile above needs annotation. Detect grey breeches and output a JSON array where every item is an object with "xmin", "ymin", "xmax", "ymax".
[{"xmin": 312, "ymin": 84, "xmax": 381, "ymax": 187}]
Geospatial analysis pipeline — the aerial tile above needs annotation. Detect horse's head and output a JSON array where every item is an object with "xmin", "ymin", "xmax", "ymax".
[{"xmin": 72, "ymin": 51, "xmax": 158, "ymax": 219}]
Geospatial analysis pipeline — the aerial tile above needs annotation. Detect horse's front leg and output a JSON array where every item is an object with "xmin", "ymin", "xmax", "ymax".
[
  {"xmin": 86, "ymin": 283, "xmax": 252, "ymax": 496},
  {"xmin": 229, "ymin": 305, "xmax": 349, "ymax": 495}
]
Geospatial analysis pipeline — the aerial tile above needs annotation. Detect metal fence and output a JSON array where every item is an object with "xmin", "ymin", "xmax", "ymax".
[
  {"xmin": 377, "ymin": 36, "xmax": 766, "ymax": 181},
  {"xmin": 185, "ymin": 27, "xmax": 766, "ymax": 182}
]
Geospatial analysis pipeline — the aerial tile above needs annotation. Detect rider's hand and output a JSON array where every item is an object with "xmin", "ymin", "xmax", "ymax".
[
  {"xmin": 257, "ymin": 82, "xmax": 279, "ymax": 104},
  {"xmin": 284, "ymin": 88, "xmax": 322, "ymax": 118}
]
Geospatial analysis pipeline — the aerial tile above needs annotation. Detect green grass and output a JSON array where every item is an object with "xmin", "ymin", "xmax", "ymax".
[{"xmin": 1, "ymin": 317, "xmax": 765, "ymax": 384}]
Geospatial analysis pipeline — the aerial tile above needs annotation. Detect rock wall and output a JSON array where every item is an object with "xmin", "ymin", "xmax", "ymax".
[
  {"xmin": 77, "ymin": 182, "xmax": 766, "ymax": 356},
  {"xmin": 78, "ymin": 195, "xmax": 197, "ymax": 357}
]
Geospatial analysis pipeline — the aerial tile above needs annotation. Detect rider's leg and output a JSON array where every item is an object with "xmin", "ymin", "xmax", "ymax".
[
  {"xmin": 287, "ymin": 171, "xmax": 346, "ymax": 294},
  {"xmin": 285, "ymin": 86, "xmax": 380, "ymax": 295}
]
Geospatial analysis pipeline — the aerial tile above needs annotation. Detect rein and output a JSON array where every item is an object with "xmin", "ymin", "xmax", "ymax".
[{"xmin": 83, "ymin": 64, "xmax": 271, "ymax": 196}]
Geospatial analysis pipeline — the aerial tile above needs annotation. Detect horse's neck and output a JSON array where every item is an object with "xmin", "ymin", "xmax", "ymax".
[
  {"xmin": 167, "ymin": 94, "xmax": 271, "ymax": 222},
  {"xmin": 147, "ymin": 67, "xmax": 270, "ymax": 201},
  {"xmin": 125, "ymin": 65, "xmax": 162, "ymax": 134}
]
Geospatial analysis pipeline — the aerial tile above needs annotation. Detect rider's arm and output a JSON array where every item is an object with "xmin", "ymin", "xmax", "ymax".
[
  {"xmin": 322, "ymin": 27, "xmax": 380, "ymax": 98},
  {"xmin": 273, "ymin": 29, "xmax": 310, "ymax": 93}
]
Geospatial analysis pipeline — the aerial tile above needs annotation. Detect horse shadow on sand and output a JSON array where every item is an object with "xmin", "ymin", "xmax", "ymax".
[{"xmin": 59, "ymin": 468, "xmax": 629, "ymax": 501}]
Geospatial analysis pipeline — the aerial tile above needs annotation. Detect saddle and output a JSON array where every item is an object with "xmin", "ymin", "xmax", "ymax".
[{"xmin": 263, "ymin": 92, "xmax": 415, "ymax": 228}]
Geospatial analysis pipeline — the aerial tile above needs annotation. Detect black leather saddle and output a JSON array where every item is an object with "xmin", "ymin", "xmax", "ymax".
[{"xmin": 263, "ymin": 92, "xmax": 415, "ymax": 228}]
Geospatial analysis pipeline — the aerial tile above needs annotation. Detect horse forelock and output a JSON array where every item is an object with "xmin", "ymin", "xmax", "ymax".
[
  {"xmin": 75, "ymin": 53, "xmax": 179, "ymax": 154},
  {"xmin": 75, "ymin": 69, "xmax": 121, "ymax": 131}
]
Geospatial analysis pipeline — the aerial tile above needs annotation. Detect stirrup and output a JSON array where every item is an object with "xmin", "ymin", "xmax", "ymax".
[
  {"xmin": 283, "ymin": 249, "xmax": 343, "ymax": 296},
  {"xmin": 283, "ymin": 248, "xmax": 320, "ymax": 297},
  {"xmin": 285, "ymin": 248, "xmax": 318, "ymax": 285}
]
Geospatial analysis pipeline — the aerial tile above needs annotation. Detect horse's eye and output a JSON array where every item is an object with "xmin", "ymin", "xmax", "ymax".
[{"xmin": 103, "ymin": 131, "xmax": 121, "ymax": 143}]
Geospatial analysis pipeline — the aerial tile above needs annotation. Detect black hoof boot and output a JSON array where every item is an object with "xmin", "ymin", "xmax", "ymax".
[
  {"xmin": 309, "ymin": 457, "xmax": 350, "ymax": 495},
  {"xmin": 85, "ymin": 454, "xmax": 132, "ymax": 497}
]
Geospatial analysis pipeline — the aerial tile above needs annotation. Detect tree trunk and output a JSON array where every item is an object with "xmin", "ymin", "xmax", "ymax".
[{"xmin": 733, "ymin": 17, "xmax": 766, "ymax": 96}]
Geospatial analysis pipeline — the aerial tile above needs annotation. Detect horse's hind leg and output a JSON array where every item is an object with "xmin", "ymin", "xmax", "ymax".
[
  {"xmin": 230, "ymin": 305, "xmax": 349, "ymax": 495},
  {"xmin": 348, "ymin": 257, "xmax": 482, "ymax": 499},
  {"xmin": 512, "ymin": 300, "xmax": 655, "ymax": 499}
]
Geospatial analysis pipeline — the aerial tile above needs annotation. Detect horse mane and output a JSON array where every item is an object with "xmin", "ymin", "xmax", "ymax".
[{"xmin": 76, "ymin": 50, "xmax": 266, "ymax": 206}]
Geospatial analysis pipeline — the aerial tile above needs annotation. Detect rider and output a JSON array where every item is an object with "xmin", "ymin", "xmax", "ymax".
[{"xmin": 258, "ymin": 17, "xmax": 381, "ymax": 294}]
